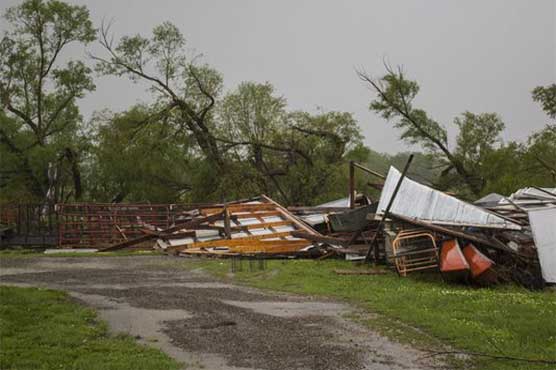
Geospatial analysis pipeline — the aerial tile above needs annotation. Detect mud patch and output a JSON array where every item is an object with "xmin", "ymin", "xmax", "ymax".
[
  {"xmin": 71, "ymin": 292, "xmax": 193, "ymax": 369},
  {"xmin": 221, "ymin": 299, "xmax": 348, "ymax": 318}
]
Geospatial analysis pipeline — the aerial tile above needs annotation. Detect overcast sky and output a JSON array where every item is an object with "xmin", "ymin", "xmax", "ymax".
[{"xmin": 1, "ymin": 0, "xmax": 554, "ymax": 153}]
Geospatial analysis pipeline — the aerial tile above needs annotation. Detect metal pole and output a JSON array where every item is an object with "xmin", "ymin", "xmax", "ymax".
[
  {"xmin": 532, "ymin": 186, "xmax": 556, "ymax": 198},
  {"xmin": 365, "ymin": 154, "xmax": 414, "ymax": 263},
  {"xmin": 352, "ymin": 162, "xmax": 386, "ymax": 180},
  {"xmin": 349, "ymin": 161, "xmax": 355, "ymax": 209}
]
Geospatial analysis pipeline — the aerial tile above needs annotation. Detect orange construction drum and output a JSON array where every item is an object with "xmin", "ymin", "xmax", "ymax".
[
  {"xmin": 462, "ymin": 243, "xmax": 497, "ymax": 284},
  {"xmin": 440, "ymin": 239, "xmax": 470, "ymax": 281}
]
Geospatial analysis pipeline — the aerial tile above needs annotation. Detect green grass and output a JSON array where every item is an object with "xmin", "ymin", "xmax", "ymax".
[
  {"xmin": 195, "ymin": 259, "xmax": 556, "ymax": 370},
  {"xmin": 0, "ymin": 286, "xmax": 181, "ymax": 370}
]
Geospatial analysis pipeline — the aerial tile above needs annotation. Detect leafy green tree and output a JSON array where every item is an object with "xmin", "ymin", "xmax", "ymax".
[
  {"xmin": 0, "ymin": 0, "xmax": 95, "ymax": 203},
  {"xmin": 523, "ymin": 124, "xmax": 556, "ymax": 184},
  {"xmin": 86, "ymin": 106, "xmax": 195, "ymax": 202},
  {"xmin": 93, "ymin": 22, "xmax": 224, "ymax": 167},
  {"xmin": 478, "ymin": 143, "xmax": 530, "ymax": 195},
  {"xmin": 217, "ymin": 82, "xmax": 291, "ymax": 200},
  {"xmin": 283, "ymin": 110, "xmax": 363, "ymax": 204},
  {"xmin": 216, "ymin": 81, "xmax": 363, "ymax": 204},
  {"xmin": 358, "ymin": 67, "xmax": 505, "ymax": 197},
  {"xmin": 532, "ymin": 84, "xmax": 556, "ymax": 119},
  {"xmin": 526, "ymin": 84, "xmax": 556, "ymax": 183}
]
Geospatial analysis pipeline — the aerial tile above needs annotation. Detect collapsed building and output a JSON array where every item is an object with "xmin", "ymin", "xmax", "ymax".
[{"xmin": 0, "ymin": 162, "xmax": 554, "ymax": 289}]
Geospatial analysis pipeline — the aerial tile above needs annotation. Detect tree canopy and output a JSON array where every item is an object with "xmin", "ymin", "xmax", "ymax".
[
  {"xmin": 1, "ymin": 0, "xmax": 554, "ymax": 206},
  {"xmin": 358, "ymin": 67, "xmax": 554, "ymax": 198},
  {"xmin": 0, "ymin": 0, "xmax": 95, "ymax": 203}
]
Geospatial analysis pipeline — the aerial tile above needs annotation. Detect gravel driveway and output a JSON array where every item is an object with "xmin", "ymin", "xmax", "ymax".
[{"xmin": 0, "ymin": 255, "xmax": 445, "ymax": 370}]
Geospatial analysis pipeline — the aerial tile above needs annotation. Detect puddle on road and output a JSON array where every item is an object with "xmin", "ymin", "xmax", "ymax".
[
  {"xmin": 220, "ymin": 299, "xmax": 348, "ymax": 318},
  {"xmin": 80, "ymin": 281, "xmax": 239, "ymax": 290},
  {"xmin": 0, "ymin": 268, "xmax": 49, "ymax": 276},
  {"xmin": 71, "ymin": 292, "xmax": 257, "ymax": 370}
]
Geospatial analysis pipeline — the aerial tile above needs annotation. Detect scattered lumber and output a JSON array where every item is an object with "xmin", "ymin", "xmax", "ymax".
[
  {"xmin": 155, "ymin": 195, "xmax": 323, "ymax": 257},
  {"xmin": 98, "ymin": 211, "xmax": 224, "ymax": 252}
]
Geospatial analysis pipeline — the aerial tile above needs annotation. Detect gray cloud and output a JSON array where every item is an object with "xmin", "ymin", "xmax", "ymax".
[{"xmin": 1, "ymin": 0, "xmax": 554, "ymax": 153}]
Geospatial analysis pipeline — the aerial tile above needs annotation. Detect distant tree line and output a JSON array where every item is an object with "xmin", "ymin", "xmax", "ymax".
[{"xmin": 1, "ymin": 0, "xmax": 554, "ymax": 206}]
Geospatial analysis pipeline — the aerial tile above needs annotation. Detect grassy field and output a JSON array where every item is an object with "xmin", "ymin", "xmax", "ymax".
[
  {"xmin": 0, "ymin": 286, "xmax": 181, "ymax": 370},
  {"xmin": 196, "ymin": 258, "xmax": 556, "ymax": 370}
]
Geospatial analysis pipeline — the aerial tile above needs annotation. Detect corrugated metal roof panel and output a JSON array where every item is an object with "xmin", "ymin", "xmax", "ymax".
[
  {"xmin": 528, "ymin": 206, "xmax": 556, "ymax": 283},
  {"xmin": 510, "ymin": 187, "xmax": 556, "ymax": 201},
  {"xmin": 377, "ymin": 166, "xmax": 522, "ymax": 230}
]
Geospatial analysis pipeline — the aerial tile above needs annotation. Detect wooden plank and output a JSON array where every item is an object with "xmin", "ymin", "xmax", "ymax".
[
  {"xmin": 180, "ymin": 249, "xmax": 239, "ymax": 256},
  {"xmin": 224, "ymin": 205, "xmax": 231, "ymax": 239},
  {"xmin": 169, "ymin": 231, "xmax": 294, "ymax": 250},
  {"xmin": 261, "ymin": 195, "xmax": 321, "ymax": 235},
  {"xmin": 230, "ymin": 211, "xmax": 282, "ymax": 219},
  {"xmin": 158, "ymin": 231, "xmax": 196, "ymax": 239},
  {"xmin": 208, "ymin": 220, "xmax": 293, "ymax": 231},
  {"xmin": 290, "ymin": 231, "xmax": 349, "ymax": 246},
  {"xmin": 287, "ymin": 206, "xmax": 352, "ymax": 213},
  {"xmin": 201, "ymin": 203, "xmax": 276, "ymax": 215},
  {"xmin": 175, "ymin": 236, "xmax": 304, "ymax": 250},
  {"xmin": 228, "ymin": 241, "xmax": 311, "ymax": 253}
]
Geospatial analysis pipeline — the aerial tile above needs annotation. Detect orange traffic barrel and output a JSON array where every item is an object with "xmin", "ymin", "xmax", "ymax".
[
  {"xmin": 462, "ymin": 243, "xmax": 497, "ymax": 284},
  {"xmin": 440, "ymin": 239, "xmax": 470, "ymax": 281}
]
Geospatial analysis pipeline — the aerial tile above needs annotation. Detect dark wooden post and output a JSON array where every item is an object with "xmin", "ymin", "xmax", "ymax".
[{"xmin": 224, "ymin": 204, "xmax": 231, "ymax": 239}]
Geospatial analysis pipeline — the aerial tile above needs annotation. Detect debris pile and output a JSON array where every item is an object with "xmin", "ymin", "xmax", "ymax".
[
  {"xmin": 100, "ymin": 195, "xmax": 326, "ymax": 257},
  {"xmin": 363, "ymin": 166, "xmax": 554, "ymax": 288},
  {"xmin": 2, "ymin": 160, "xmax": 554, "ymax": 289},
  {"xmin": 282, "ymin": 163, "xmax": 554, "ymax": 288}
]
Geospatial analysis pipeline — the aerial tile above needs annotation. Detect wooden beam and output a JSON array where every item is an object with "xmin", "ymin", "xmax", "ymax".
[
  {"xmin": 224, "ymin": 205, "xmax": 231, "ymax": 239},
  {"xmin": 228, "ymin": 242, "xmax": 310, "ymax": 253},
  {"xmin": 230, "ymin": 211, "xmax": 282, "ymax": 219},
  {"xmin": 260, "ymin": 195, "xmax": 321, "ymax": 236},
  {"xmin": 175, "ymin": 235, "xmax": 303, "ymax": 249},
  {"xmin": 168, "ymin": 231, "xmax": 296, "ymax": 251},
  {"xmin": 231, "ymin": 220, "xmax": 293, "ymax": 230},
  {"xmin": 389, "ymin": 213, "xmax": 511, "ymax": 252},
  {"xmin": 201, "ymin": 203, "xmax": 276, "ymax": 215},
  {"xmin": 290, "ymin": 231, "xmax": 349, "ymax": 246},
  {"xmin": 287, "ymin": 206, "xmax": 351, "ymax": 213}
]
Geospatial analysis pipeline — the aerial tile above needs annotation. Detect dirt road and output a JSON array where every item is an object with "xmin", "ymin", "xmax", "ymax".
[{"xmin": 0, "ymin": 255, "xmax": 445, "ymax": 370}]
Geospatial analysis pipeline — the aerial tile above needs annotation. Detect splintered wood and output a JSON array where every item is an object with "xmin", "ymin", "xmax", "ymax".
[{"xmin": 158, "ymin": 195, "xmax": 322, "ymax": 257}]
